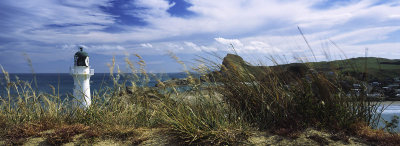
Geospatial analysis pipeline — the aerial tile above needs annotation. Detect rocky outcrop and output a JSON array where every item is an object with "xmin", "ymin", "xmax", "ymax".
[{"xmin": 207, "ymin": 54, "xmax": 311, "ymax": 82}]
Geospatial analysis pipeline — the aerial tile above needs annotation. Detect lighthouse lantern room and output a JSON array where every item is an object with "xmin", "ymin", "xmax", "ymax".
[{"xmin": 70, "ymin": 47, "xmax": 94, "ymax": 108}]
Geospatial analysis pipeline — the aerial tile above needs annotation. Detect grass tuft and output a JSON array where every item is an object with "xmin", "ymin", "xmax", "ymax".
[
  {"xmin": 46, "ymin": 124, "xmax": 89, "ymax": 145},
  {"xmin": 207, "ymin": 52, "xmax": 381, "ymax": 132},
  {"xmin": 352, "ymin": 122, "xmax": 400, "ymax": 146},
  {"xmin": 5, "ymin": 122, "xmax": 51, "ymax": 145}
]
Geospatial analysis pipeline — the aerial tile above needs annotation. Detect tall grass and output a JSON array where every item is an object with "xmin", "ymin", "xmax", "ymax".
[
  {"xmin": 201, "ymin": 50, "xmax": 383, "ymax": 133},
  {"xmin": 0, "ymin": 54, "xmax": 247, "ymax": 145},
  {"xmin": 0, "ymin": 50, "xmax": 393, "ymax": 145},
  {"xmin": 0, "ymin": 56, "xmax": 163, "ymax": 144}
]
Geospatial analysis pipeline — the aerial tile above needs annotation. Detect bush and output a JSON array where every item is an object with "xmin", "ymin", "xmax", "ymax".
[{"xmin": 209, "ymin": 53, "xmax": 381, "ymax": 132}]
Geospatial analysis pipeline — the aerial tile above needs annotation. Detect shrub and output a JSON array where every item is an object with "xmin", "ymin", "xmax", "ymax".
[{"xmin": 208, "ymin": 53, "xmax": 381, "ymax": 132}]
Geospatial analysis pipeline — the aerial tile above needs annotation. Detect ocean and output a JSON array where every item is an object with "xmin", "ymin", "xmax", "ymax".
[
  {"xmin": 378, "ymin": 104, "xmax": 400, "ymax": 131},
  {"xmin": 0, "ymin": 73, "xmax": 194, "ymax": 97}
]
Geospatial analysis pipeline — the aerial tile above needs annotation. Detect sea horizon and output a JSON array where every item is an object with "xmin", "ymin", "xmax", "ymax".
[{"xmin": 0, "ymin": 72, "xmax": 198, "ymax": 98}]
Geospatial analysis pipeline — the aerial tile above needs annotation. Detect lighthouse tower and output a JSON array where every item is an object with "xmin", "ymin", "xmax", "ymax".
[{"xmin": 70, "ymin": 47, "xmax": 94, "ymax": 108}]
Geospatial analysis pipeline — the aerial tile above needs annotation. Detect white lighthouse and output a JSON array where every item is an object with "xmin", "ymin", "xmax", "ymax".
[{"xmin": 70, "ymin": 47, "xmax": 94, "ymax": 108}]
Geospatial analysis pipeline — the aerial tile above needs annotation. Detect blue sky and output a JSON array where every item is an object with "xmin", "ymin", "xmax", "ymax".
[{"xmin": 0, "ymin": 0, "xmax": 399, "ymax": 73}]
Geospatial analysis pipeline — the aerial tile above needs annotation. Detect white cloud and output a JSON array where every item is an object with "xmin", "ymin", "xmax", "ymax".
[
  {"xmin": 184, "ymin": 42, "xmax": 200, "ymax": 51},
  {"xmin": 342, "ymin": 42, "xmax": 400, "ymax": 58},
  {"xmin": 215, "ymin": 37, "xmax": 244, "ymax": 47},
  {"xmin": 2, "ymin": 0, "xmax": 400, "ymax": 70},
  {"xmin": 140, "ymin": 43, "xmax": 153, "ymax": 48},
  {"xmin": 330, "ymin": 26, "xmax": 400, "ymax": 44},
  {"xmin": 244, "ymin": 41, "xmax": 280, "ymax": 53},
  {"xmin": 131, "ymin": 0, "xmax": 175, "ymax": 18},
  {"xmin": 10, "ymin": 0, "xmax": 114, "ymax": 25},
  {"xmin": 74, "ymin": 45, "xmax": 128, "ymax": 55},
  {"xmin": 389, "ymin": 14, "xmax": 400, "ymax": 19},
  {"xmin": 60, "ymin": 0, "xmax": 111, "ymax": 7},
  {"xmin": 184, "ymin": 41, "xmax": 217, "ymax": 52},
  {"xmin": 214, "ymin": 37, "xmax": 280, "ymax": 54},
  {"xmin": 5, "ymin": 0, "xmax": 400, "ymax": 46}
]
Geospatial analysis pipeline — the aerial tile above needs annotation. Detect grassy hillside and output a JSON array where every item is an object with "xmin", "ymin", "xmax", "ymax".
[
  {"xmin": 219, "ymin": 54, "xmax": 400, "ymax": 82},
  {"xmin": 312, "ymin": 57, "xmax": 400, "ymax": 81}
]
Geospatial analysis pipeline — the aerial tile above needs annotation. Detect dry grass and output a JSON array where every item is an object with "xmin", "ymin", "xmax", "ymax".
[
  {"xmin": 5, "ymin": 121, "xmax": 53, "ymax": 145},
  {"xmin": 159, "ymin": 84, "xmax": 250, "ymax": 145},
  {"xmin": 206, "ymin": 52, "xmax": 381, "ymax": 132},
  {"xmin": 307, "ymin": 134, "xmax": 330, "ymax": 145},
  {"xmin": 273, "ymin": 128, "xmax": 302, "ymax": 139},
  {"xmin": 46, "ymin": 124, "xmax": 89, "ymax": 145},
  {"xmin": 0, "ymin": 51, "xmax": 396, "ymax": 145},
  {"xmin": 353, "ymin": 122, "xmax": 400, "ymax": 146}
]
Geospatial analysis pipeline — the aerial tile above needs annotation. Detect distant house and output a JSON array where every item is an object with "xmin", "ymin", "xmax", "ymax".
[
  {"xmin": 350, "ymin": 89, "xmax": 361, "ymax": 96},
  {"xmin": 369, "ymin": 82, "xmax": 380, "ymax": 86},
  {"xmin": 367, "ymin": 93, "xmax": 382, "ymax": 98},
  {"xmin": 394, "ymin": 77, "xmax": 400, "ymax": 82},
  {"xmin": 353, "ymin": 84, "xmax": 361, "ymax": 89},
  {"xmin": 388, "ymin": 84, "xmax": 400, "ymax": 88},
  {"xmin": 326, "ymin": 71, "xmax": 335, "ymax": 76}
]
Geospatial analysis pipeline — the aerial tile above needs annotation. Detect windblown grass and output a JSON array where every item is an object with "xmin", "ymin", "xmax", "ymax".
[
  {"xmin": 159, "ymin": 87, "xmax": 249, "ymax": 145},
  {"xmin": 0, "ymin": 50, "xmax": 395, "ymax": 145},
  {"xmin": 352, "ymin": 122, "xmax": 400, "ymax": 146},
  {"xmin": 0, "ymin": 54, "xmax": 247, "ymax": 145},
  {"xmin": 207, "ymin": 52, "xmax": 382, "ymax": 132},
  {"xmin": 0, "ymin": 56, "xmax": 163, "ymax": 144}
]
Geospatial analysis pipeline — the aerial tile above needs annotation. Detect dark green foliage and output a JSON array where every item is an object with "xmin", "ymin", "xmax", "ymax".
[{"xmin": 211, "ymin": 53, "xmax": 381, "ymax": 131}]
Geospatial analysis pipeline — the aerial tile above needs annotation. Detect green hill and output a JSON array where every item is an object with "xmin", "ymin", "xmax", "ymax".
[
  {"xmin": 311, "ymin": 57, "xmax": 400, "ymax": 81},
  {"xmin": 218, "ymin": 54, "xmax": 400, "ymax": 82}
]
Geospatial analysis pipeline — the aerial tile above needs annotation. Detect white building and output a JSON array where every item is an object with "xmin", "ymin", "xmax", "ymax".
[{"xmin": 70, "ymin": 47, "xmax": 94, "ymax": 108}]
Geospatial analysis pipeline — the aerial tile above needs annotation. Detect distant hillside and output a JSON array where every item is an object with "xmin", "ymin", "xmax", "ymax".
[
  {"xmin": 311, "ymin": 57, "xmax": 400, "ymax": 81},
  {"xmin": 212, "ymin": 54, "xmax": 309, "ymax": 83},
  {"xmin": 217, "ymin": 54, "xmax": 400, "ymax": 82}
]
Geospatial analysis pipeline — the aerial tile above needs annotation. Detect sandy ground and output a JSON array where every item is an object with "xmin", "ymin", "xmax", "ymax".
[
  {"xmin": 247, "ymin": 128, "xmax": 368, "ymax": 146},
  {"xmin": 0, "ymin": 128, "xmax": 172, "ymax": 146},
  {"xmin": 1, "ymin": 128, "xmax": 371, "ymax": 146}
]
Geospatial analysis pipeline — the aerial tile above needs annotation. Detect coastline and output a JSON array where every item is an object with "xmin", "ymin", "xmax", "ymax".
[{"xmin": 377, "ymin": 101, "xmax": 400, "ymax": 105}]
